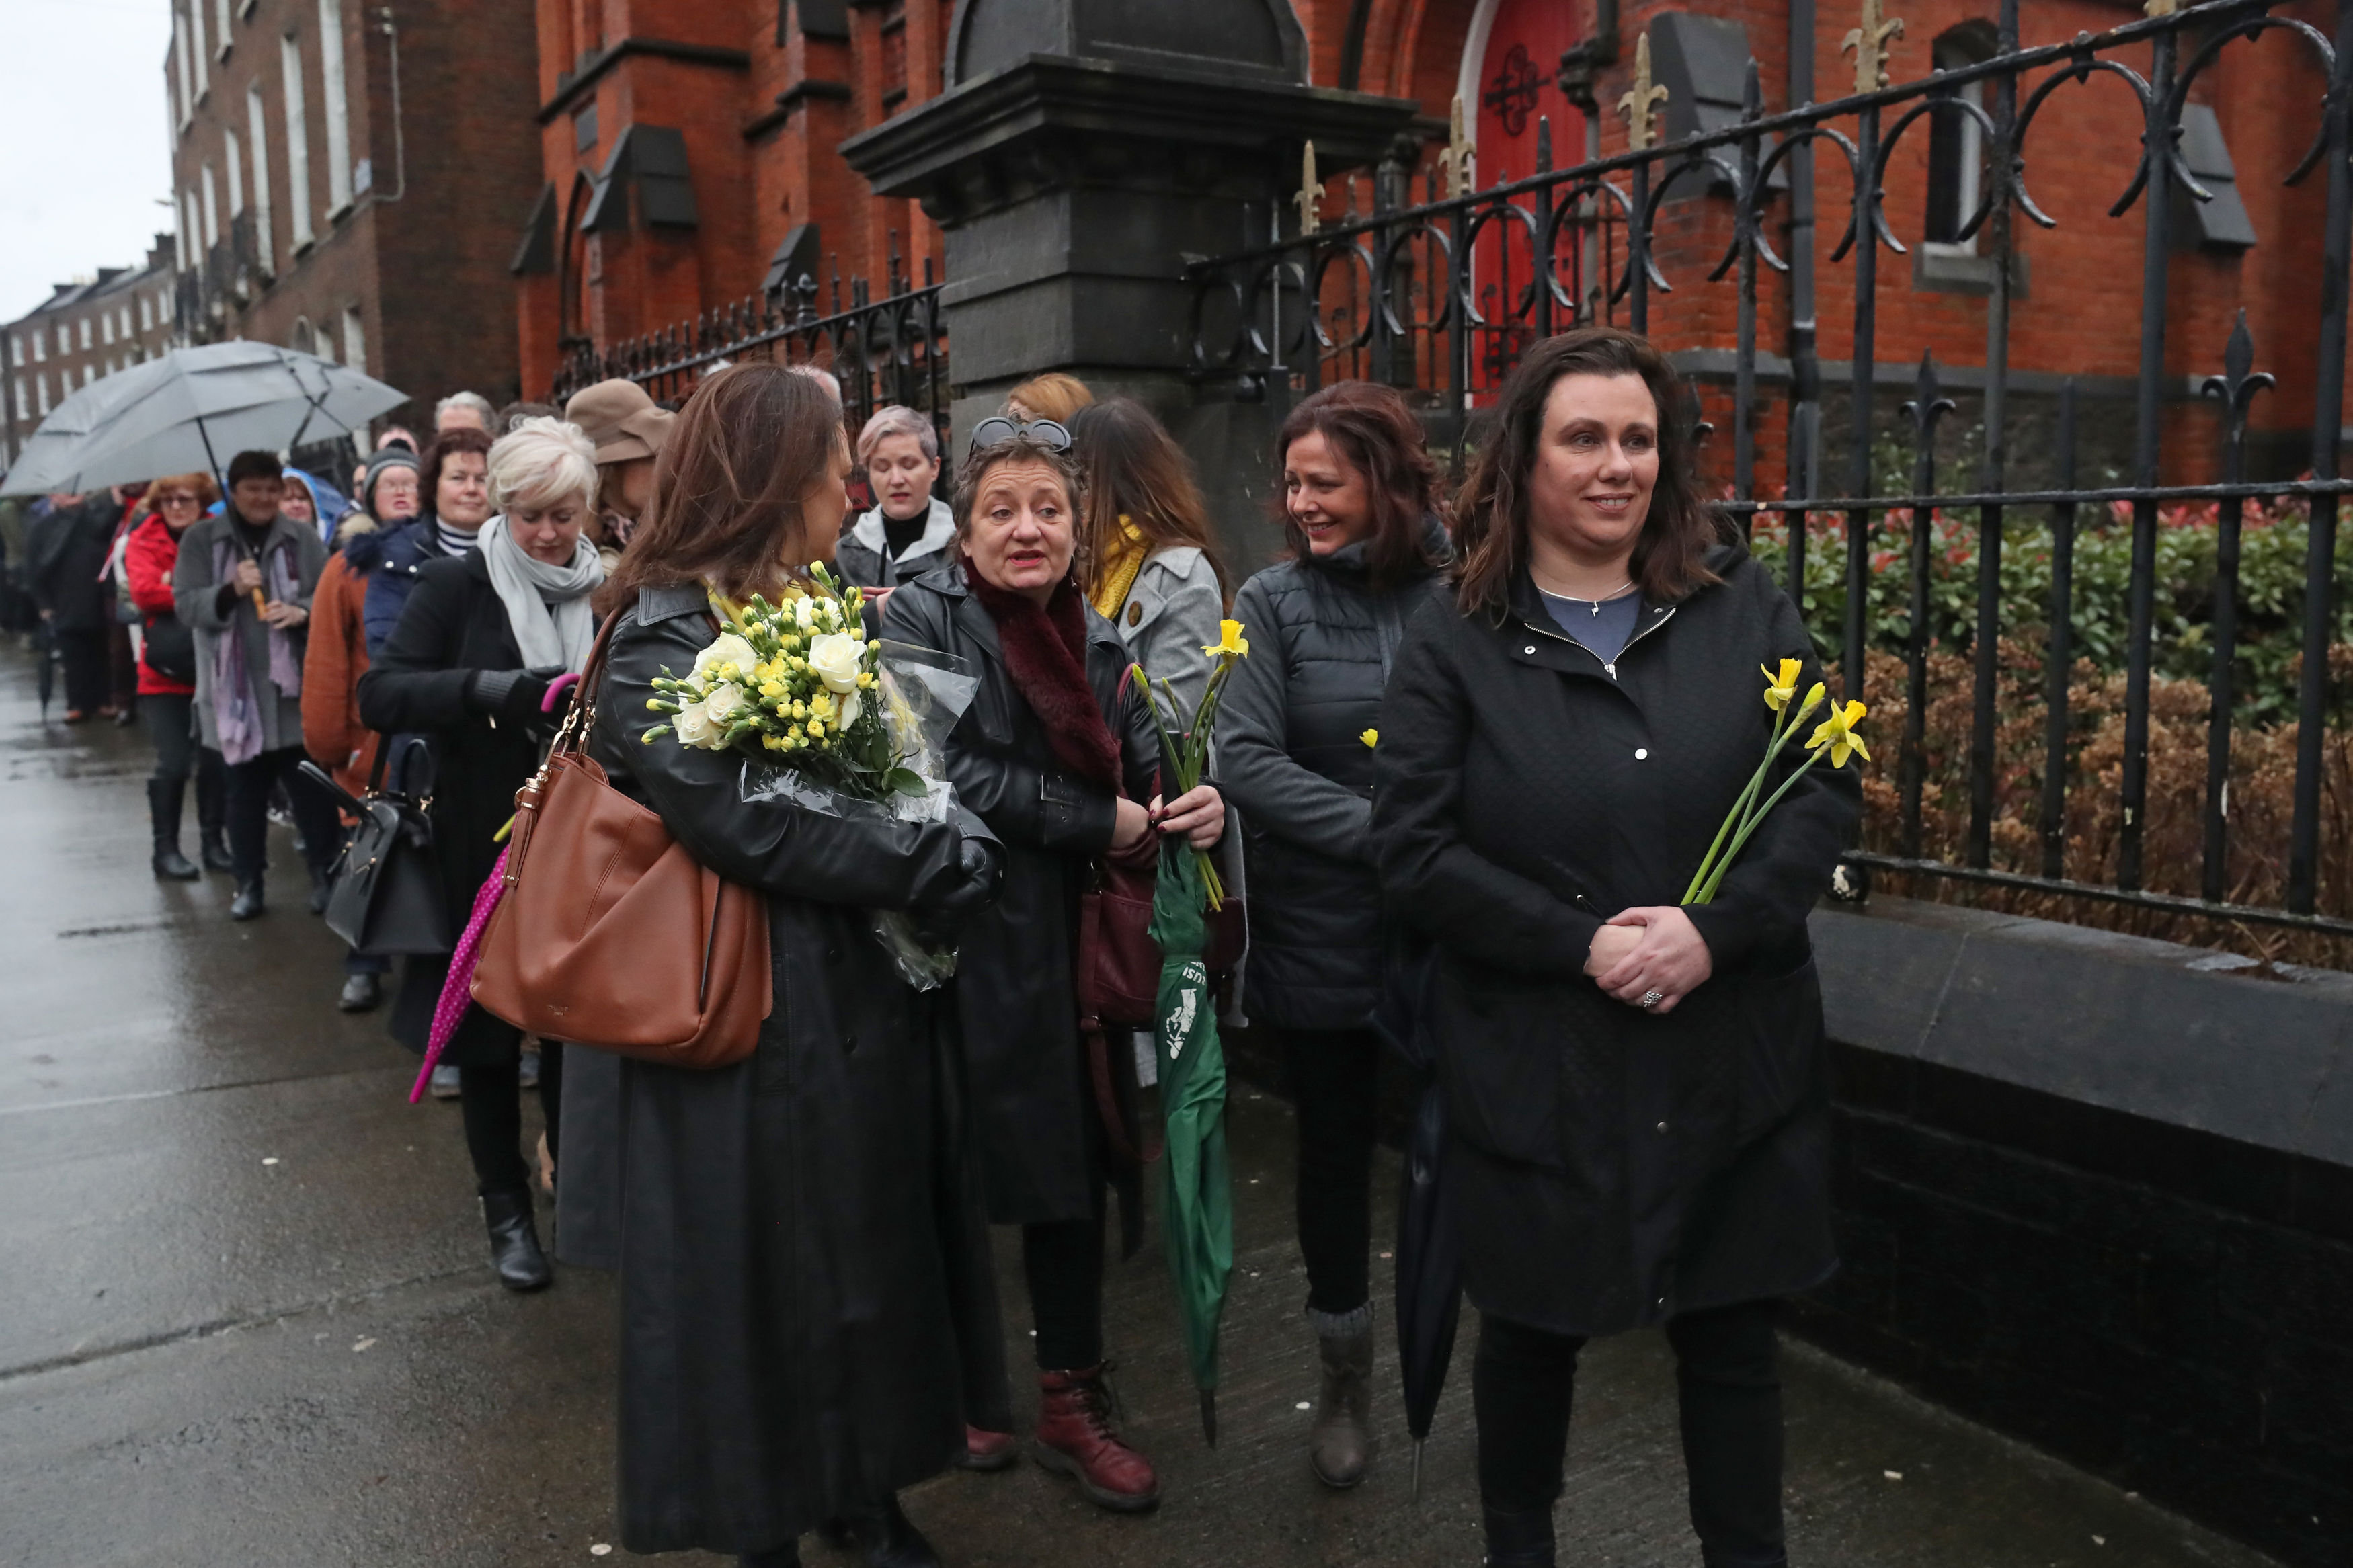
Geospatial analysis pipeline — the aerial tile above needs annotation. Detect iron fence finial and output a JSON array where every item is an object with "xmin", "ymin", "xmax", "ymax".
[
  {"xmin": 1295, "ymin": 141, "xmax": 1321, "ymax": 236},
  {"xmin": 1842, "ymin": 0, "xmax": 1905, "ymax": 95},
  {"xmin": 1618, "ymin": 32, "xmax": 1670, "ymax": 152},
  {"xmin": 1447, "ymin": 95, "xmax": 1477, "ymax": 198}
]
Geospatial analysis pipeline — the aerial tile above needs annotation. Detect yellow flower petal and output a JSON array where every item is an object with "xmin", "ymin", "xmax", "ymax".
[
  {"xmin": 1201, "ymin": 618, "xmax": 1250, "ymax": 660},
  {"xmin": 1360, "ymin": 729, "xmax": 1378, "ymax": 747}
]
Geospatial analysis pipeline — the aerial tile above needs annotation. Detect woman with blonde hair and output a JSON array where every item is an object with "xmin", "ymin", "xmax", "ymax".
[
  {"xmin": 1004, "ymin": 371, "xmax": 1093, "ymax": 425},
  {"xmin": 835, "ymin": 403, "xmax": 954, "ymax": 595},
  {"xmin": 357, "ymin": 415, "xmax": 606, "ymax": 1291},
  {"xmin": 590, "ymin": 364, "xmax": 1008, "ymax": 1567}
]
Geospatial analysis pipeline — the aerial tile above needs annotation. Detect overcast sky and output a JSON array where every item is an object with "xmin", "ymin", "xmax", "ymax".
[{"xmin": 0, "ymin": 0, "xmax": 177, "ymax": 323}]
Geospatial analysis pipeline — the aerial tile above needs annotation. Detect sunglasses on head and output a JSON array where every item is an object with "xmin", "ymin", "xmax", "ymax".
[{"xmin": 968, "ymin": 415, "xmax": 1071, "ymax": 456}]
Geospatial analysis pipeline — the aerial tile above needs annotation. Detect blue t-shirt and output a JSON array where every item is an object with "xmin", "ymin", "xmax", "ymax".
[{"xmin": 1539, "ymin": 588, "xmax": 1642, "ymax": 665}]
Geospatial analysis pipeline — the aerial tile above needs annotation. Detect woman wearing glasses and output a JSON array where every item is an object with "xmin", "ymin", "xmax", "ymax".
[
  {"xmin": 885, "ymin": 417, "xmax": 1226, "ymax": 1512},
  {"xmin": 123, "ymin": 472, "xmax": 230, "ymax": 879}
]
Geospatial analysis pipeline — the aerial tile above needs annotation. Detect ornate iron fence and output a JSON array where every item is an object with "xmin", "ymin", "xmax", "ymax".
[
  {"xmin": 555, "ymin": 264, "xmax": 947, "ymax": 455},
  {"xmin": 1187, "ymin": 0, "xmax": 2353, "ymax": 942}
]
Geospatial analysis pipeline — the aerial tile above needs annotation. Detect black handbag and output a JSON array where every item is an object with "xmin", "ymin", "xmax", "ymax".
[
  {"xmin": 301, "ymin": 738, "xmax": 451, "ymax": 956},
  {"xmin": 143, "ymin": 615, "xmax": 196, "ymax": 684}
]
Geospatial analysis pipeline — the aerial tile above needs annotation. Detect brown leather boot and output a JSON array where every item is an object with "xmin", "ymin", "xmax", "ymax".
[
  {"xmin": 958, "ymin": 1423, "xmax": 1019, "ymax": 1471},
  {"xmin": 1033, "ymin": 1365, "xmax": 1159, "ymax": 1511},
  {"xmin": 1310, "ymin": 1315, "xmax": 1375, "ymax": 1488}
]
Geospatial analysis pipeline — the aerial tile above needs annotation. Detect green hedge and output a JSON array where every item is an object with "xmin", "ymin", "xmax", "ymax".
[{"xmin": 1749, "ymin": 498, "xmax": 2353, "ymax": 724}]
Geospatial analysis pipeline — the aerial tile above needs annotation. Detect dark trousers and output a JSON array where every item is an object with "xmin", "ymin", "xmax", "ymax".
[
  {"xmin": 141, "ymin": 694, "xmax": 224, "ymax": 828},
  {"xmin": 1021, "ymin": 1199, "xmax": 1106, "ymax": 1372},
  {"xmin": 56, "ymin": 627, "xmax": 110, "ymax": 713},
  {"xmin": 1275, "ymin": 1025, "xmax": 1381, "ymax": 1317},
  {"xmin": 223, "ymin": 744, "xmax": 341, "ymax": 885},
  {"xmin": 108, "ymin": 624, "xmax": 138, "ymax": 710},
  {"xmin": 458, "ymin": 1044, "xmax": 565, "ymax": 1198},
  {"xmin": 1474, "ymin": 1299, "xmax": 1787, "ymax": 1567}
]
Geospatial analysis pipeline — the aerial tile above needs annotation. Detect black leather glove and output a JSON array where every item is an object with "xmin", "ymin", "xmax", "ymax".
[
  {"xmin": 910, "ymin": 833, "xmax": 1004, "ymax": 945},
  {"xmin": 467, "ymin": 667, "xmax": 552, "ymax": 725}
]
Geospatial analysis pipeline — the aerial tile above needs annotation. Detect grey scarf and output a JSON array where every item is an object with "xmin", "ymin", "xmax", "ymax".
[{"xmin": 478, "ymin": 515, "xmax": 604, "ymax": 673}]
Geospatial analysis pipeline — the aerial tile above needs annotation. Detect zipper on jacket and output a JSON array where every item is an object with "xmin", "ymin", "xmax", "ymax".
[{"xmin": 1520, "ymin": 605, "xmax": 1676, "ymax": 682}]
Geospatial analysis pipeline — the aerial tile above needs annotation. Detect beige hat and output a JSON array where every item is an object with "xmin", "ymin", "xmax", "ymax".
[{"xmin": 563, "ymin": 378, "xmax": 676, "ymax": 464}]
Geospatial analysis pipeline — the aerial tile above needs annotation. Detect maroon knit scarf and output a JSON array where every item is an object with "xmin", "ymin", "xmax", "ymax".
[{"xmin": 963, "ymin": 561, "xmax": 1125, "ymax": 794}]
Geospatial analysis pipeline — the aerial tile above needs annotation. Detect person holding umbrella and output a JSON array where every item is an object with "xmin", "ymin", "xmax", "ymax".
[
  {"xmin": 1215, "ymin": 380, "xmax": 1450, "ymax": 1489},
  {"xmin": 885, "ymin": 417, "xmax": 1225, "ymax": 1510},
  {"xmin": 1371, "ymin": 327, "xmax": 1860, "ymax": 1568},
  {"xmin": 172, "ymin": 451, "xmax": 341, "ymax": 922}
]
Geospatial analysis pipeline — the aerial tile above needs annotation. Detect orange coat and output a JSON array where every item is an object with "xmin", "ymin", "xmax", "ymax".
[{"xmin": 301, "ymin": 550, "xmax": 380, "ymax": 800}]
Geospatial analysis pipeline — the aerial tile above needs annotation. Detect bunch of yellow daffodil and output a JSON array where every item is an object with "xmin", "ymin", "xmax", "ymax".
[
  {"xmin": 1682, "ymin": 657, "xmax": 1870, "ymax": 905},
  {"xmin": 1129, "ymin": 618, "xmax": 1250, "ymax": 909}
]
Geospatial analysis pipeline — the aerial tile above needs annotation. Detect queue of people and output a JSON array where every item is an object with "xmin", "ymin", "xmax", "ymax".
[{"xmin": 47, "ymin": 331, "xmax": 1850, "ymax": 1568}]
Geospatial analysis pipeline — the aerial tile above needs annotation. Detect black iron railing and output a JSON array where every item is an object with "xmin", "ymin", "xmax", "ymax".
[
  {"xmin": 1187, "ymin": 0, "xmax": 2353, "ymax": 943},
  {"xmin": 556, "ymin": 265, "xmax": 947, "ymax": 455}
]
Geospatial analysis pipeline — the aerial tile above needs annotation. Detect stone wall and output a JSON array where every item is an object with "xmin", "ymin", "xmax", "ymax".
[{"xmin": 1800, "ymin": 897, "xmax": 2353, "ymax": 1568}]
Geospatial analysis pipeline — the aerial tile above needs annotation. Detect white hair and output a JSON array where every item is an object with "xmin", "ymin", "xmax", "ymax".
[
  {"xmin": 487, "ymin": 416, "xmax": 598, "ymax": 515},
  {"xmin": 435, "ymin": 390, "xmax": 497, "ymax": 429},
  {"xmin": 786, "ymin": 362, "xmax": 843, "ymax": 404},
  {"xmin": 856, "ymin": 403, "xmax": 939, "ymax": 464}
]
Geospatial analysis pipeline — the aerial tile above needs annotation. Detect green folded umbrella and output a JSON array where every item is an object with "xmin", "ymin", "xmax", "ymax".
[{"xmin": 1148, "ymin": 840, "xmax": 1233, "ymax": 1446}]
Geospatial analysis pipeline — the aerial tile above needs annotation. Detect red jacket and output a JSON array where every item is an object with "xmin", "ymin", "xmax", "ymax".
[{"xmin": 122, "ymin": 513, "xmax": 194, "ymax": 697}]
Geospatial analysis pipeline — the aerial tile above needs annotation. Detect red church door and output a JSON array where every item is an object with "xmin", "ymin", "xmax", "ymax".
[{"xmin": 1469, "ymin": 0, "xmax": 1589, "ymax": 395}]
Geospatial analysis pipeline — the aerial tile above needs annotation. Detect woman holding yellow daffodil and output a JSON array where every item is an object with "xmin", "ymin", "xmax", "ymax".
[
  {"xmin": 1371, "ymin": 327, "xmax": 1860, "ymax": 1568},
  {"xmin": 885, "ymin": 416, "xmax": 1225, "ymax": 1514}
]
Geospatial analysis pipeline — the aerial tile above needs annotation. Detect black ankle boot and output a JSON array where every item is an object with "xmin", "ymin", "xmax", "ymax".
[
  {"xmin": 737, "ymin": 1548, "xmax": 801, "ymax": 1568},
  {"xmin": 200, "ymin": 827, "xmax": 234, "ymax": 873},
  {"xmin": 481, "ymin": 1188, "xmax": 552, "ymax": 1292},
  {"xmin": 149, "ymin": 778, "xmax": 200, "ymax": 880},
  {"xmin": 827, "ymin": 1497, "xmax": 939, "ymax": 1568},
  {"xmin": 1482, "ymin": 1501, "xmax": 1557, "ymax": 1567},
  {"xmin": 229, "ymin": 880, "xmax": 266, "ymax": 920}
]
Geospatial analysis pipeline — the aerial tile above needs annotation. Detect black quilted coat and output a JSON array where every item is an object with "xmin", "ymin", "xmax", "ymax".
[
  {"xmin": 1370, "ymin": 546, "xmax": 1860, "ymax": 1337},
  {"xmin": 1216, "ymin": 536, "xmax": 1448, "ymax": 1030}
]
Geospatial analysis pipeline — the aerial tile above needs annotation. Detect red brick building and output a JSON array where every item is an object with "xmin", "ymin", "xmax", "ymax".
[
  {"xmin": 1, "ymin": 237, "xmax": 182, "ymax": 471},
  {"xmin": 520, "ymin": 0, "xmax": 2337, "ymax": 477},
  {"xmin": 167, "ymin": 0, "xmax": 543, "ymax": 422}
]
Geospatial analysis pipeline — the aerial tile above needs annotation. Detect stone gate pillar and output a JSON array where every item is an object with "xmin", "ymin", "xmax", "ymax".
[{"xmin": 842, "ymin": 0, "xmax": 1426, "ymax": 565}]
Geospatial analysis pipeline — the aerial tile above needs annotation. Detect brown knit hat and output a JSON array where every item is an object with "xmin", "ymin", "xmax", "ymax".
[{"xmin": 563, "ymin": 378, "xmax": 676, "ymax": 464}]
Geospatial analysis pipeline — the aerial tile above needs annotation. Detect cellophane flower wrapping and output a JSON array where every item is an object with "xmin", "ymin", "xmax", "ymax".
[{"xmin": 640, "ymin": 573, "xmax": 980, "ymax": 989}]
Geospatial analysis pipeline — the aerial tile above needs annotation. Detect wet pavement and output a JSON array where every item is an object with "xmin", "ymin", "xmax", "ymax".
[{"xmin": 0, "ymin": 643, "xmax": 2281, "ymax": 1568}]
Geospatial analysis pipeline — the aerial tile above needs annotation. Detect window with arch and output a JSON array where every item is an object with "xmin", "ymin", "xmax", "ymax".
[{"xmin": 1924, "ymin": 22, "xmax": 1997, "ymax": 252}]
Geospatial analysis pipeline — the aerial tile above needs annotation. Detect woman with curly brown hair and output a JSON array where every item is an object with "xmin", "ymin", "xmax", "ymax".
[{"xmin": 1372, "ymin": 326, "xmax": 1860, "ymax": 1567}]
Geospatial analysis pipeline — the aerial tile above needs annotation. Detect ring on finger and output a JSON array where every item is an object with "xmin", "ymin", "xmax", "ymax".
[{"xmin": 1638, "ymin": 989, "xmax": 1665, "ymax": 1009}]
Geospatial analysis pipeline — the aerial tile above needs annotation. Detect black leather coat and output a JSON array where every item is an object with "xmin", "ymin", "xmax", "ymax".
[
  {"xmin": 587, "ymin": 581, "xmax": 1011, "ymax": 1555},
  {"xmin": 1217, "ymin": 537, "xmax": 1448, "ymax": 1029},
  {"xmin": 355, "ymin": 550, "xmax": 544, "ymax": 1066},
  {"xmin": 883, "ymin": 564, "xmax": 1161, "ymax": 1226},
  {"xmin": 1371, "ymin": 547, "xmax": 1860, "ymax": 1337}
]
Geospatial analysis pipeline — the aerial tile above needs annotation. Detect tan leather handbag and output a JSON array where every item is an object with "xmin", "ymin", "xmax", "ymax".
[{"xmin": 470, "ymin": 617, "xmax": 770, "ymax": 1069}]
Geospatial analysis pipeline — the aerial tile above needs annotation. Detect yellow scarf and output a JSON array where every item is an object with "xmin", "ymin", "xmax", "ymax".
[{"xmin": 1089, "ymin": 513, "xmax": 1149, "ymax": 621}]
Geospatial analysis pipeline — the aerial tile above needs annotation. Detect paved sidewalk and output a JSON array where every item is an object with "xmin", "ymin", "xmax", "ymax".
[{"xmin": 0, "ymin": 646, "xmax": 2277, "ymax": 1568}]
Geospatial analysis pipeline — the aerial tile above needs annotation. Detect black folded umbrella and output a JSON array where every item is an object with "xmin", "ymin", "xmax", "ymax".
[
  {"xmin": 33, "ymin": 618, "xmax": 56, "ymax": 718},
  {"xmin": 1372, "ymin": 930, "xmax": 1458, "ymax": 1501}
]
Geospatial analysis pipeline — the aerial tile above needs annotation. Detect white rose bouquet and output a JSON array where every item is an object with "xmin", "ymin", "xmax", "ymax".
[{"xmin": 640, "ymin": 563, "xmax": 979, "ymax": 987}]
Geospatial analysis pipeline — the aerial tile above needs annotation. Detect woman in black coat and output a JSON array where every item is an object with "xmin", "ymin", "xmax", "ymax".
[
  {"xmin": 357, "ymin": 417, "xmax": 606, "ymax": 1292},
  {"xmin": 588, "ymin": 365, "xmax": 1007, "ymax": 1568},
  {"xmin": 1215, "ymin": 379, "xmax": 1448, "ymax": 1488},
  {"xmin": 884, "ymin": 419, "xmax": 1226, "ymax": 1513},
  {"xmin": 1371, "ymin": 328, "xmax": 1861, "ymax": 1568}
]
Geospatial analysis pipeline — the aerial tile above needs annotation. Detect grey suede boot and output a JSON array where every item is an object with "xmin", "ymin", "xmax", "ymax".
[{"xmin": 1308, "ymin": 1303, "xmax": 1374, "ymax": 1488}]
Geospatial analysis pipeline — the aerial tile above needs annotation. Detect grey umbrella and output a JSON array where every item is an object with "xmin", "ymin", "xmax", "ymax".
[{"xmin": 1, "ymin": 342, "xmax": 407, "ymax": 497}]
